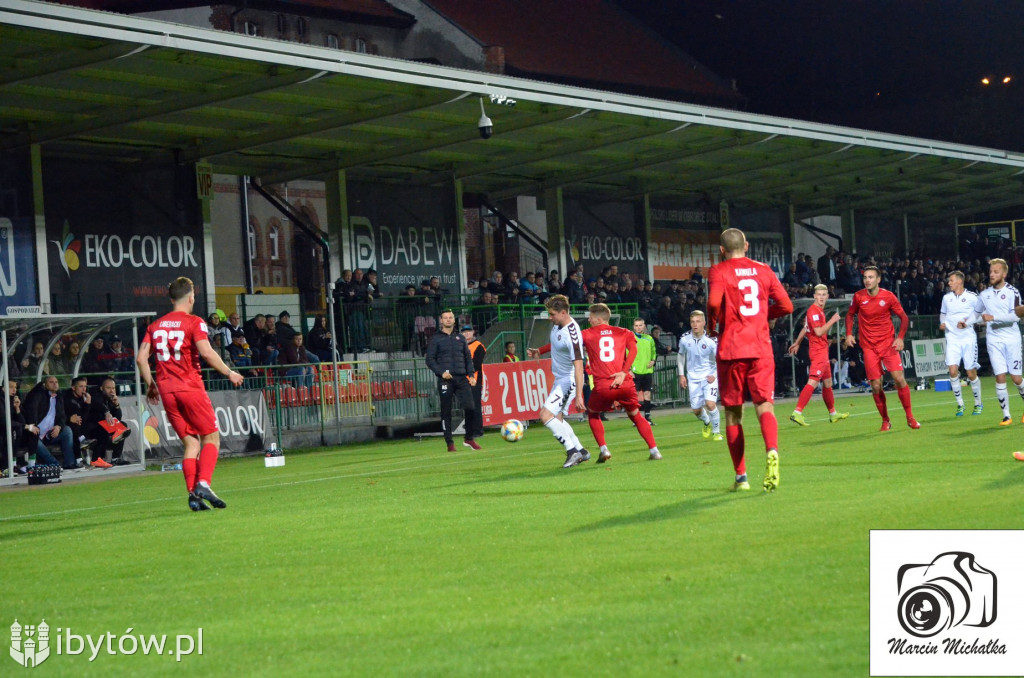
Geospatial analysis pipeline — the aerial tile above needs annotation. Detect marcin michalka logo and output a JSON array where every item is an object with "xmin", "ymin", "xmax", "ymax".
[
  {"xmin": 50, "ymin": 221, "xmax": 82, "ymax": 277},
  {"xmin": 10, "ymin": 619, "xmax": 203, "ymax": 666}
]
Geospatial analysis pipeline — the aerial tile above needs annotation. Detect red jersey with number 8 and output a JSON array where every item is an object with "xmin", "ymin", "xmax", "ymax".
[
  {"xmin": 142, "ymin": 311, "xmax": 209, "ymax": 393},
  {"xmin": 581, "ymin": 325, "xmax": 637, "ymax": 388},
  {"xmin": 707, "ymin": 256, "xmax": 793, "ymax": 361}
]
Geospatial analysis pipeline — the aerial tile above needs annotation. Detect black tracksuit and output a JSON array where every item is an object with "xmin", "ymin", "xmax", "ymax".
[{"xmin": 425, "ymin": 328, "xmax": 476, "ymax": 443}]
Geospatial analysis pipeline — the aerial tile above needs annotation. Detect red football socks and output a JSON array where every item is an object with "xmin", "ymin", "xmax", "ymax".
[
  {"xmin": 726, "ymin": 424, "xmax": 746, "ymax": 475},
  {"xmin": 795, "ymin": 384, "xmax": 814, "ymax": 413},
  {"xmin": 587, "ymin": 412, "xmax": 607, "ymax": 447},
  {"xmin": 758, "ymin": 411, "xmax": 779, "ymax": 451},
  {"xmin": 873, "ymin": 391, "xmax": 889, "ymax": 421},
  {"xmin": 629, "ymin": 412, "xmax": 657, "ymax": 449},
  {"xmin": 897, "ymin": 385, "xmax": 914, "ymax": 418},
  {"xmin": 182, "ymin": 457, "xmax": 198, "ymax": 493},
  {"xmin": 197, "ymin": 443, "xmax": 219, "ymax": 485},
  {"xmin": 822, "ymin": 386, "xmax": 835, "ymax": 413}
]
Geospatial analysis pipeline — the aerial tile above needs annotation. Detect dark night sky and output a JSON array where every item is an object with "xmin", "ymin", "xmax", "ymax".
[{"xmin": 617, "ymin": 0, "xmax": 1024, "ymax": 151}]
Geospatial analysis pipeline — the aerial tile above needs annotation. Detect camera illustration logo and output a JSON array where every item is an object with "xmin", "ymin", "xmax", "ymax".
[{"xmin": 896, "ymin": 552, "xmax": 997, "ymax": 638}]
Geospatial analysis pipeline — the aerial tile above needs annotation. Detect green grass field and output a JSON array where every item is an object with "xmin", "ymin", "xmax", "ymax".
[{"xmin": 4, "ymin": 380, "xmax": 1023, "ymax": 677}]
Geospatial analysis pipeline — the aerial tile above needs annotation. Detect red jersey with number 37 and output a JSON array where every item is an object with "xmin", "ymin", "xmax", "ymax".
[
  {"xmin": 707, "ymin": 256, "xmax": 793, "ymax": 360},
  {"xmin": 581, "ymin": 325, "xmax": 636, "ymax": 388},
  {"xmin": 142, "ymin": 311, "xmax": 209, "ymax": 393}
]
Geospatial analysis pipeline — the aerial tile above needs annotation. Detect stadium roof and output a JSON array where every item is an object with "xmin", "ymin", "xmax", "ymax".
[{"xmin": 3, "ymin": 0, "xmax": 1024, "ymax": 220}]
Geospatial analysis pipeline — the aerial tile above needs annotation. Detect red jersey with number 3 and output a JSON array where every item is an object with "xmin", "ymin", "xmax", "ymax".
[
  {"xmin": 804, "ymin": 305, "xmax": 830, "ymax": 363},
  {"xmin": 581, "ymin": 325, "xmax": 636, "ymax": 388},
  {"xmin": 707, "ymin": 256, "xmax": 793, "ymax": 360},
  {"xmin": 142, "ymin": 311, "xmax": 209, "ymax": 393}
]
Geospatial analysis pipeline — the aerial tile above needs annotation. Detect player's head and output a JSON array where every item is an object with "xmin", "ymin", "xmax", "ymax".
[
  {"xmin": 545, "ymin": 294, "xmax": 572, "ymax": 326},
  {"xmin": 587, "ymin": 303, "xmax": 611, "ymax": 327},
  {"xmin": 168, "ymin": 277, "xmax": 195, "ymax": 310},
  {"xmin": 862, "ymin": 266, "xmax": 881, "ymax": 291},
  {"xmin": 633, "ymin": 317, "xmax": 647, "ymax": 334},
  {"xmin": 439, "ymin": 309, "xmax": 456, "ymax": 330},
  {"xmin": 989, "ymin": 258, "xmax": 1008, "ymax": 286},
  {"xmin": 813, "ymin": 283, "xmax": 829, "ymax": 306},
  {"xmin": 947, "ymin": 270, "xmax": 965, "ymax": 293},
  {"xmin": 690, "ymin": 309, "xmax": 706, "ymax": 334},
  {"xmin": 719, "ymin": 228, "xmax": 749, "ymax": 257}
]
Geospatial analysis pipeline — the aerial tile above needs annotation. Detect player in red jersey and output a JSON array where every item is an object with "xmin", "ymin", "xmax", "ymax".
[
  {"xmin": 707, "ymin": 228, "xmax": 793, "ymax": 492},
  {"xmin": 786, "ymin": 284, "xmax": 849, "ymax": 425},
  {"xmin": 580, "ymin": 303, "xmax": 661, "ymax": 463},
  {"xmin": 844, "ymin": 265, "xmax": 919, "ymax": 431},
  {"xmin": 136, "ymin": 277, "xmax": 244, "ymax": 511}
]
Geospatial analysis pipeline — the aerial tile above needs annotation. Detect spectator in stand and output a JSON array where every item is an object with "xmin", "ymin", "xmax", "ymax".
[
  {"xmin": 275, "ymin": 310, "xmax": 297, "ymax": 348},
  {"xmin": 260, "ymin": 320, "xmax": 279, "ymax": 365},
  {"xmin": 619, "ymin": 277, "xmax": 639, "ymax": 305},
  {"xmin": 82, "ymin": 336, "xmax": 106, "ymax": 385},
  {"xmin": 691, "ymin": 267, "xmax": 704, "ymax": 285},
  {"xmin": 486, "ymin": 271, "xmax": 505, "ymax": 299},
  {"xmin": 88, "ymin": 377, "xmax": 130, "ymax": 466},
  {"xmin": 23, "ymin": 375, "xmax": 76, "ymax": 470},
  {"xmin": 794, "ymin": 252, "xmax": 810, "ymax": 285},
  {"xmin": 818, "ymin": 246, "xmax": 838, "ymax": 287},
  {"xmin": 227, "ymin": 328, "xmax": 254, "ymax": 368},
  {"xmin": 397, "ymin": 285, "xmax": 425, "ymax": 351},
  {"xmin": 20, "ymin": 341, "xmax": 46, "ymax": 378},
  {"xmin": 428, "ymin": 275, "xmax": 445, "ymax": 297},
  {"xmin": 281, "ymin": 333, "xmax": 314, "ymax": 389},
  {"xmin": 505, "ymin": 272, "xmax": 521, "ymax": 299},
  {"xmin": 561, "ymin": 270, "xmax": 585, "ymax": 304},
  {"xmin": 99, "ymin": 335, "xmax": 133, "ymax": 381},
  {"xmin": 657, "ymin": 296, "xmax": 683, "ymax": 336},
  {"xmin": 605, "ymin": 280, "xmax": 622, "ymax": 304},
  {"xmin": 805, "ymin": 255, "xmax": 821, "ymax": 286},
  {"xmin": 243, "ymin": 313, "xmax": 267, "ymax": 364},
  {"xmin": 464, "ymin": 279, "xmax": 478, "ymax": 295},
  {"xmin": 45, "ymin": 340, "xmax": 69, "ymax": 381},
  {"xmin": 66, "ymin": 340, "xmax": 82, "ymax": 375},
  {"xmin": 547, "ymin": 270, "xmax": 562, "ymax": 294},
  {"xmin": 306, "ymin": 315, "xmax": 334, "ymax": 362},
  {"xmin": 472, "ymin": 291, "xmax": 498, "ymax": 333},
  {"xmin": 207, "ymin": 312, "xmax": 231, "ymax": 347},
  {"xmin": 503, "ymin": 341, "xmax": 519, "ymax": 362},
  {"xmin": 519, "ymin": 272, "xmax": 540, "ymax": 303},
  {"xmin": 839, "ymin": 255, "xmax": 861, "ymax": 294},
  {"xmin": 783, "ymin": 262, "xmax": 801, "ymax": 287}
]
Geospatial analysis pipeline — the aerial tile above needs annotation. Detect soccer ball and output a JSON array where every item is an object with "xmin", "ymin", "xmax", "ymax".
[{"xmin": 501, "ymin": 419, "xmax": 525, "ymax": 442}]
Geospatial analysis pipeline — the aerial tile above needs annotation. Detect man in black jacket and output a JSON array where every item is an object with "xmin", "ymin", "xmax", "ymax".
[
  {"xmin": 88, "ymin": 377, "xmax": 130, "ymax": 466},
  {"xmin": 425, "ymin": 309, "xmax": 479, "ymax": 452},
  {"xmin": 63, "ymin": 376, "xmax": 101, "ymax": 467},
  {"xmin": 23, "ymin": 375, "xmax": 79, "ymax": 470}
]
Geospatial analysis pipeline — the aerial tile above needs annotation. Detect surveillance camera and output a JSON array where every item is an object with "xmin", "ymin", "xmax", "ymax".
[{"xmin": 478, "ymin": 113, "xmax": 493, "ymax": 139}]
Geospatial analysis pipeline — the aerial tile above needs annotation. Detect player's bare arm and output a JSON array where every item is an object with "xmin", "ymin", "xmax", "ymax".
[
  {"xmin": 787, "ymin": 327, "xmax": 807, "ymax": 355},
  {"xmin": 196, "ymin": 339, "xmax": 244, "ymax": 387},
  {"xmin": 573, "ymin": 359, "xmax": 585, "ymax": 412},
  {"xmin": 136, "ymin": 341, "xmax": 160, "ymax": 404}
]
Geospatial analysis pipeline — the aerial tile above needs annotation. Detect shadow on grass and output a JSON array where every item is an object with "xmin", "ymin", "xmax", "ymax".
[
  {"xmin": 567, "ymin": 490, "xmax": 745, "ymax": 534},
  {"xmin": 983, "ymin": 464, "xmax": 1024, "ymax": 490},
  {"xmin": 0, "ymin": 501, "xmax": 180, "ymax": 541}
]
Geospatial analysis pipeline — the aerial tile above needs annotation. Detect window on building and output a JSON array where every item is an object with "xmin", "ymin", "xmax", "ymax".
[
  {"xmin": 296, "ymin": 17, "xmax": 307, "ymax": 39},
  {"xmin": 355, "ymin": 37, "xmax": 367, "ymax": 53},
  {"xmin": 247, "ymin": 222, "xmax": 258, "ymax": 261},
  {"xmin": 326, "ymin": 33, "xmax": 339, "ymax": 49},
  {"xmin": 244, "ymin": 21, "xmax": 260, "ymax": 36},
  {"xmin": 269, "ymin": 225, "xmax": 280, "ymax": 261}
]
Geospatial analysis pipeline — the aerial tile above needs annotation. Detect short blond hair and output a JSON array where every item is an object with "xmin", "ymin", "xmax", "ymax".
[
  {"xmin": 588, "ymin": 303, "xmax": 611, "ymax": 321},
  {"xmin": 690, "ymin": 310, "xmax": 705, "ymax": 319},
  {"xmin": 814, "ymin": 284, "xmax": 828, "ymax": 293},
  {"xmin": 991, "ymin": 258, "xmax": 1008, "ymax": 273},
  {"xmin": 720, "ymin": 228, "xmax": 746, "ymax": 254}
]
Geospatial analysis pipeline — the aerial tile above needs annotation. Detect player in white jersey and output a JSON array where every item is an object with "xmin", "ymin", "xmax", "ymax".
[
  {"xmin": 527, "ymin": 294, "xmax": 590, "ymax": 468},
  {"xmin": 973, "ymin": 258, "xmax": 1024, "ymax": 425},
  {"xmin": 940, "ymin": 270, "xmax": 983, "ymax": 416},
  {"xmin": 676, "ymin": 311, "xmax": 722, "ymax": 441}
]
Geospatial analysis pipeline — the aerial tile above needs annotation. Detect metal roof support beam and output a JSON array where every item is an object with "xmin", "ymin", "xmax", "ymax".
[
  {"xmin": 1, "ymin": 67, "xmax": 323, "ymax": 151},
  {"xmin": 180, "ymin": 90, "xmax": 459, "ymax": 164},
  {"xmin": 259, "ymin": 107, "xmax": 576, "ymax": 185},
  {"xmin": 892, "ymin": 181, "xmax": 1024, "ymax": 216},
  {"xmin": 951, "ymin": 194, "xmax": 1024, "ymax": 218},
  {"xmin": 0, "ymin": 41, "xmax": 146, "ymax": 86}
]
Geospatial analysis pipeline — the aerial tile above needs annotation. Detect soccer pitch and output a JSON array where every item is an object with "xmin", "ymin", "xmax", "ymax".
[{"xmin": 4, "ymin": 381, "xmax": 1021, "ymax": 676}]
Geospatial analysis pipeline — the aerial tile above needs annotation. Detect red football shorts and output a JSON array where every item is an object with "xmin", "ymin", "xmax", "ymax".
[
  {"xmin": 861, "ymin": 344, "xmax": 903, "ymax": 381},
  {"xmin": 718, "ymin": 357, "xmax": 775, "ymax": 407},
  {"xmin": 162, "ymin": 390, "xmax": 218, "ymax": 439},
  {"xmin": 587, "ymin": 381, "xmax": 640, "ymax": 414},
  {"xmin": 808, "ymin": 351, "xmax": 831, "ymax": 382}
]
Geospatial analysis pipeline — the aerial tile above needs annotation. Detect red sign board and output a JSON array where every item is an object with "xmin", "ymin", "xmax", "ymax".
[{"xmin": 480, "ymin": 360, "xmax": 581, "ymax": 426}]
